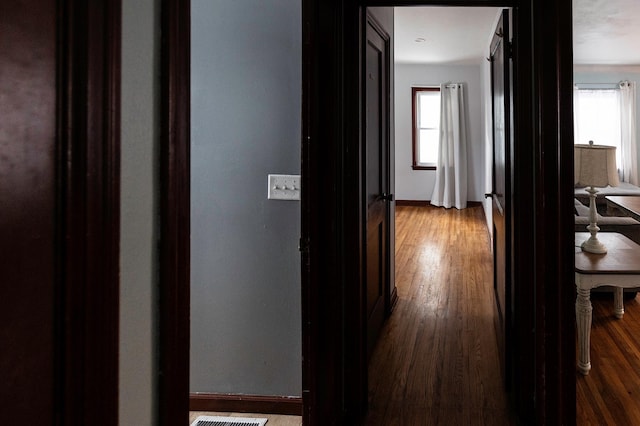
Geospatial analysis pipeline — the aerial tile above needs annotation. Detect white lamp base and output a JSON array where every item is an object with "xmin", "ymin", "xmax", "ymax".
[
  {"xmin": 581, "ymin": 235, "xmax": 607, "ymax": 254},
  {"xmin": 581, "ymin": 186, "xmax": 607, "ymax": 254}
]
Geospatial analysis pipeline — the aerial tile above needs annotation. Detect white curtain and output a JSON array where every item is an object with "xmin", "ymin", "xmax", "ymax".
[
  {"xmin": 431, "ymin": 83, "xmax": 468, "ymax": 209},
  {"xmin": 619, "ymin": 81, "xmax": 638, "ymax": 185}
]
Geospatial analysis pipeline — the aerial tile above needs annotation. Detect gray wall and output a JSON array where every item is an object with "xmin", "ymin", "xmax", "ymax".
[
  {"xmin": 120, "ymin": 0, "xmax": 158, "ymax": 424},
  {"xmin": 190, "ymin": 0, "xmax": 302, "ymax": 396},
  {"xmin": 574, "ymin": 65, "xmax": 640, "ymax": 173},
  {"xmin": 394, "ymin": 63, "xmax": 485, "ymax": 202}
]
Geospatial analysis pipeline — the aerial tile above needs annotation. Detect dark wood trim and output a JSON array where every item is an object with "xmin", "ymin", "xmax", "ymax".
[
  {"xmin": 346, "ymin": 3, "xmax": 368, "ymax": 422},
  {"xmin": 396, "ymin": 200, "xmax": 483, "ymax": 207},
  {"xmin": 396, "ymin": 200, "xmax": 431, "ymax": 206},
  {"xmin": 302, "ymin": 1, "xmax": 367, "ymax": 423},
  {"xmin": 508, "ymin": 6, "xmax": 536, "ymax": 420},
  {"xmin": 301, "ymin": 1, "xmax": 321, "ymax": 423},
  {"xmin": 159, "ymin": 0, "xmax": 191, "ymax": 425},
  {"xmin": 411, "ymin": 86, "xmax": 440, "ymax": 170},
  {"xmin": 189, "ymin": 394, "xmax": 303, "ymax": 416},
  {"xmin": 57, "ymin": 1, "xmax": 121, "ymax": 424},
  {"xmin": 530, "ymin": 0, "xmax": 575, "ymax": 424}
]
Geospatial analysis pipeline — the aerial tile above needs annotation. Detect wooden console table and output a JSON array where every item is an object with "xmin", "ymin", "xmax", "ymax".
[
  {"xmin": 575, "ymin": 232, "xmax": 640, "ymax": 375},
  {"xmin": 606, "ymin": 195, "xmax": 640, "ymax": 221}
]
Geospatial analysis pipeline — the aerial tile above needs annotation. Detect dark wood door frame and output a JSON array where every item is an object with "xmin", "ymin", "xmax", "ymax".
[
  {"xmin": 1, "ymin": 1, "xmax": 121, "ymax": 424},
  {"xmin": 58, "ymin": 2, "xmax": 122, "ymax": 422},
  {"xmin": 158, "ymin": 0, "xmax": 191, "ymax": 424},
  {"xmin": 159, "ymin": 0, "xmax": 575, "ymax": 424}
]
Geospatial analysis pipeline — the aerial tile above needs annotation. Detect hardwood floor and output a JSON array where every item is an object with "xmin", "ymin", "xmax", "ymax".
[
  {"xmin": 577, "ymin": 291, "xmax": 640, "ymax": 425},
  {"xmin": 364, "ymin": 205, "xmax": 513, "ymax": 425},
  {"xmin": 190, "ymin": 205, "xmax": 640, "ymax": 425}
]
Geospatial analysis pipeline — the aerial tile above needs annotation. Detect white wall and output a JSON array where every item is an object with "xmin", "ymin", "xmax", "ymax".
[
  {"xmin": 480, "ymin": 54, "xmax": 493, "ymax": 237},
  {"xmin": 394, "ymin": 63, "xmax": 485, "ymax": 202},
  {"xmin": 480, "ymin": 10, "xmax": 505, "ymax": 238},
  {"xmin": 120, "ymin": 0, "xmax": 158, "ymax": 424}
]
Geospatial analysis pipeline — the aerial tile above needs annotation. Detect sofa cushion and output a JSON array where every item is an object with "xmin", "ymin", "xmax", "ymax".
[{"xmin": 574, "ymin": 216, "xmax": 640, "ymax": 226}]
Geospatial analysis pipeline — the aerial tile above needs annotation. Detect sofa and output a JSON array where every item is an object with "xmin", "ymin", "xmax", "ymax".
[
  {"xmin": 575, "ymin": 182, "xmax": 640, "ymax": 212},
  {"xmin": 574, "ymin": 198, "xmax": 640, "ymax": 245}
]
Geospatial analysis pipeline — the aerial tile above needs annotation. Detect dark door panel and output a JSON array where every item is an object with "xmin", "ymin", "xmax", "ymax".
[
  {"xmin": 490, "ymin": 9, "xmax": 512, "ymax": 387},
  {"xmin": 365, "ymin": 17, "xmax": 391, "ymax": 358}
]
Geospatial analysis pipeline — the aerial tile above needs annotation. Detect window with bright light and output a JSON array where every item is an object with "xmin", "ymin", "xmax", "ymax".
[
  {"xmin": 412, "ymin": 87, "xmax": 441, "ymax": 170},
  {"xmin": 574, "ymin": 88, "xmax": 622, "ymax": 168}
]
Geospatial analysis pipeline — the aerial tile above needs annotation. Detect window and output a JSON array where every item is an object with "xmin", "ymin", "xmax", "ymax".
[
  {"xmin": 574, "ymin": 88, "xmax": 622, "ymax": 168},
  {"xmin": 412, "ymin": 87, "xmax": 441, "ymax": 170}
]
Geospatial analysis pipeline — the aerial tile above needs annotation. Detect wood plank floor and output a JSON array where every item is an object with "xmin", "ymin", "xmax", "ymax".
[
  {"xmin": 577, "ymin": 291, "xmax": 640, "ymax": 425},
  {"xmin": 363, "ymin": 205, "xmax": 513, "ymax": 425}
]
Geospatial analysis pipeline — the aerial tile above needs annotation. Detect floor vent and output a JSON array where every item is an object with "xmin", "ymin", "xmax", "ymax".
[{"xmin": 190, "ymin": 416, "xmax": 268, "ymax": 426}]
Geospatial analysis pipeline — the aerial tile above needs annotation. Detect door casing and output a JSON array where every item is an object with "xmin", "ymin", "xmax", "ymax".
[
  {"xmin": 158, "ymin": 0, "xmax": 576, "ymax": 424},
  {"xmin": 1, "ymin": 1, "xmax": 121, "ymax": 424}
]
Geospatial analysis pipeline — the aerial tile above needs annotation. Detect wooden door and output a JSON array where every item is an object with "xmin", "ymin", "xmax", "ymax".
[
  {"xmin": 365, "ymin": 17, "xmax": 391, "ymax": 358},
  {"xmin": 490, "ymin": 9, "xmax": 512, "ymax": 384}
]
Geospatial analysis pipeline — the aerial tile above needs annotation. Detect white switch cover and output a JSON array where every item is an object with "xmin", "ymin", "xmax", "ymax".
[{"xmin": 268, "ymin": 174, "xmax": 301, "ymax": 200}]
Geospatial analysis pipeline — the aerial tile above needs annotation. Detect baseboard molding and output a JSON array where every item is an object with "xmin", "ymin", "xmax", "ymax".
[
  {"xmin": 189, "ymin": 393, "xmax": 303, "ymax": 416},
  {"xmin": 396, "ymin": 200, "xmax": 430, "ymax": 206},
  {"xmin": 396, "ymin": 200, "xmax": 483, "ymax": 207}
]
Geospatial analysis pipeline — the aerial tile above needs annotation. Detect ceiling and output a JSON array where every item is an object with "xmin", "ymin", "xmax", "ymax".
[
  {"xmin": 573, "ymin": 0, "xmax": 640, "ymax": 65},
  {"xmin": 394, "ymin": 7, "xmax": 500, "ymax": 65},
  {"xmin": 394, "ymin": 2, "xmax": 640, "ymax": 66}
]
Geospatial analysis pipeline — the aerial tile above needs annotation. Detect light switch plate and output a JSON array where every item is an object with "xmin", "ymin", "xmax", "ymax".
[{"xmin": 268, "ymin": 174, "xmax": 300, "ymax": 200}]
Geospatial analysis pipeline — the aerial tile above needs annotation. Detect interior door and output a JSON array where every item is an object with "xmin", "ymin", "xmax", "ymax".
[
  {"xmin": 365, "ymin": 16, "xmax": 391, "ymax": 358},
  {"xmin": 490, "ymin": 9, "xmax": 512, "ymax": 383}
]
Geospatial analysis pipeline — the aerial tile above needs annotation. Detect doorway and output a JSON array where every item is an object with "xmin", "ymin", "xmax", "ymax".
[
  {"xmin": 299, "ymin": 1, "xmax": 575, "ymax": 424},
  {"xmin": 157, "ymin": 0, "xmax": 576, "ymax": 424},
  {"xmin": 365, "ymin": 4, "xmax": 511, "ymax": 422}
]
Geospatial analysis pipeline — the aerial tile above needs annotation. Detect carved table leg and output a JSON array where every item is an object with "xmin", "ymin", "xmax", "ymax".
[
  {"xmin": 614, "ymin": 287, "xmax": 625, "ymax": 319},
  {"xmin": 576, "ymin": 287, "xmax": 593, "ymax": 375}
]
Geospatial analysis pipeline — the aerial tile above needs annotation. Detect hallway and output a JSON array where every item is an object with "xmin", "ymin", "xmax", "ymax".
[{"xmin": 364, "ymin": 205, "xmax": 513, "ymax": 425}]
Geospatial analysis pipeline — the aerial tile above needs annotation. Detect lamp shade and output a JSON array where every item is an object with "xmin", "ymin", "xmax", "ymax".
[{"xmin": 574, "ymin": 143, "xmax": 620, "ymax": 188}]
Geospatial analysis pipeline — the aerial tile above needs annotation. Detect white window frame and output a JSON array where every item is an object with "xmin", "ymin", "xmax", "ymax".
[{"xmin": 412, "ymin": 86, "xmax": 441, "ymax": 170}]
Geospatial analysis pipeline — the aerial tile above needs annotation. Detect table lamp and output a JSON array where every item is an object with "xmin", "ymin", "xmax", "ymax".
[{"xmin": 574, "ymin": 141, "xmax": 620, "ymax": 253}]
